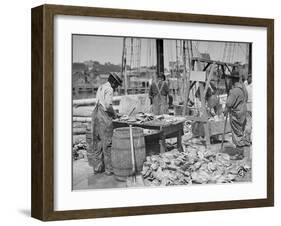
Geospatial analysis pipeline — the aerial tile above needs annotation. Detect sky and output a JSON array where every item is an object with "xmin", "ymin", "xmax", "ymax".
[
  {"xmin": 73, "ymin": 35, "xmax": 123, "ymax": 64},
  {"xmin": 72, "ymin": 35, "xmax": 249, "ymax": 68}
]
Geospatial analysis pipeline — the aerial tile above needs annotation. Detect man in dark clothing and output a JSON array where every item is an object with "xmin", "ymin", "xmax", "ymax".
[{"xmin": 225, "ymin": 75, "xmax": 250, "ymax": 159}]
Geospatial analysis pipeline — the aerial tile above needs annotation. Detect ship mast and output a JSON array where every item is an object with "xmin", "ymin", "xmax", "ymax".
[
  {"xmin": 182, "ymin": 40, "xmax": 193, "ymax": 116},
  {"xmin": 248, "ymin": 43, "xmax": 252, "ymax": 75},
  {"xmin": 156, "ymin": 39, "xmax": 164, "ymax": 78},
  {"xmin": 121, "ymin": 37, "xmax": 128, "ymax": 95}
]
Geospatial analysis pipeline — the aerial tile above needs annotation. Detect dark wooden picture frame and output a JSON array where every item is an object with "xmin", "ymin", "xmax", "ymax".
[{"xmin": 31, "ymin": 4, "xmax": 274, "ymax": 221}]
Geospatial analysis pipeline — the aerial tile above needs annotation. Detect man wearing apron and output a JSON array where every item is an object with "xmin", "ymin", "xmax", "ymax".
[
  {"xmin": 89, "ymin": 73, "xmax": 122, "ymax": 175},
  {"xmin": 225, "ymin": 74, "xmax": 250, "ymax": 159},
  {"xmin": 149, "ymin": 73, "xmax": 169, "ymax": 115}
]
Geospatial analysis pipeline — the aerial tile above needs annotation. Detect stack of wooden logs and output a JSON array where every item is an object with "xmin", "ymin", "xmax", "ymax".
[
  {"xmin": 73, "ymin": 102, "xmax": 93, "ymax": 136},
  {"xmin": 73, "ymin": 116, "xmax": 92, "ymax": 135}
]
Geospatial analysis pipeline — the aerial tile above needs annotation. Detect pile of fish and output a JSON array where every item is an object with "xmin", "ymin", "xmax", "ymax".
[
  {"xmin": 118, "ymin": 112, "xmax": 155, "ymax": 123},
  {"xmin": 118, "ymin": 113, "xmax": 182, "ymax": 125},
  {"xmin": 73, "ymin": 139, "xmax": 88, "ymax": 160},
  {"xmin": 141, "ymin": 147, "xmax": 251, "ymax": 186}
]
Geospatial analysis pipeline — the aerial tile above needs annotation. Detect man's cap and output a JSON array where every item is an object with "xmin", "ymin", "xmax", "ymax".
[{"xmin": 109, "ymin": 72, "xmax": 123, "ymax": 86}]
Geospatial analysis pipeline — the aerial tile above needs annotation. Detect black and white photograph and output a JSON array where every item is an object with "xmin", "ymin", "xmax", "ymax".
[
  {"xmin": 0, "ymin": 0, "xmax": 278, "ymax": 223},
  {"xmin": 72, "ymin": 35, "xmax": 253, "ymax": 190}
]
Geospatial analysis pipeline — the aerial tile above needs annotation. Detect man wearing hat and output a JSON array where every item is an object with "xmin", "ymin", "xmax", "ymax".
[
  {"xmin": 89, "ymin": 72, "xmax": 122, "ymax": 175},
  {"xmin": 224, "ymin": 72, "xmax": 250, "ymax": 159}
]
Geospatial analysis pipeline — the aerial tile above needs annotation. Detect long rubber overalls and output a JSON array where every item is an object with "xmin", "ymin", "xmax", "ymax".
[
  {"xmin": 226, "ymin": 82, "xmax": 251, "ymax": 148},
  {"xmin": 149, "ymin": 80, "xmax": 169, "ymax": 115}
]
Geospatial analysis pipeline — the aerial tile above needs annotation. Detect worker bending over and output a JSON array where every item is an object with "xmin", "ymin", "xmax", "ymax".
[{"xmin": 89, "ymin": 73, "xmax": 122, "ymax": 175}]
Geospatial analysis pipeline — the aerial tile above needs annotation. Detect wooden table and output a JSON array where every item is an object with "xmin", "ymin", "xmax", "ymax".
[{"xmin": 113, "ymin": 118, "xmax": 186, "ymax": 153}]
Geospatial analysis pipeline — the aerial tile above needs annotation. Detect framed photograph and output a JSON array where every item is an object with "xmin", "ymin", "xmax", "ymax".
[{"xmin": 31, "ymin": 4, "xmax": 274, "ymax": 221}]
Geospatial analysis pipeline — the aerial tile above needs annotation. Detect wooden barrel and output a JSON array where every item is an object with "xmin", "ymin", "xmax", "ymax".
[{"xmin": 111, "ymin": 127, "xmax": 146, "ymax": 181}]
